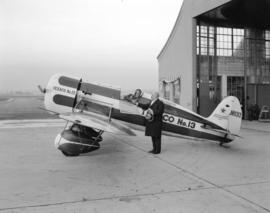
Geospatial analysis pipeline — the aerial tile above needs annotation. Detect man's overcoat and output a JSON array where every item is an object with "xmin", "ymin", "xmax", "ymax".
[{"xmin": 139, "ymin": 99, "xmax": 164, "ymax": 137}]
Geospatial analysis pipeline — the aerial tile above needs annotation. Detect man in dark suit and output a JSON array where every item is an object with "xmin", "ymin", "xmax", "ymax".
[{"xmin": 137, "ymin": 92, "xmax": 164, "ymax": 154}]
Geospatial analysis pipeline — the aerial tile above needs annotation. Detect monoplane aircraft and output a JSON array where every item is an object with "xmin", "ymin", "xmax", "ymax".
[{"xmin": 40, "ymin": 73, "xmax": 242, "ymax": 156}]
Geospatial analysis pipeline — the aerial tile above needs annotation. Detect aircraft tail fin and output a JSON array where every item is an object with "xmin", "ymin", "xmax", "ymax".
[{"xmin": 207, "ymin": 96, "xmax": 242, "ymax": 135}]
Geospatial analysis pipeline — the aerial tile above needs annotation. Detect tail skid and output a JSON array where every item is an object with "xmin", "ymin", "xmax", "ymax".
[{"xmin": 207, "ymin": 96, "xmax": 242, "ymax": 135}]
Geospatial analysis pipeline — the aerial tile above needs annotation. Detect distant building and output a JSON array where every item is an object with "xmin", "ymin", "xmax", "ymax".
[{"xmin": 158, "ymin": 0, "xmax": 270, "ymax": 118}]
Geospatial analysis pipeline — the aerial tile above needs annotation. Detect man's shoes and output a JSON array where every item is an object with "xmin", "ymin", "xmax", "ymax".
[{"xmin": 148, "ymin": 150, "xmax": 161, "ymax": 154}]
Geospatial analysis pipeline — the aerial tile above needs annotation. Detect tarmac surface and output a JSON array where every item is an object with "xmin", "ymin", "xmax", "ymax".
[{"xmin": 0, "ymin": 119, "xmax": 270, "ymax": 212}]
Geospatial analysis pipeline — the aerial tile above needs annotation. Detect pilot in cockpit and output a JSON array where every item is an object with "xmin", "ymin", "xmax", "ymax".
[{"xmin": 124, "ymin": 89, "xmax": 143, "ymax": 104}]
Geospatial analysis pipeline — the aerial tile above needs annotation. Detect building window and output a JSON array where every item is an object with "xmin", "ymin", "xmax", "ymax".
[
  {"xmin": 245, "ymin": 29, "xmax": 270, "ymax": 84},
  {"xmin": 173, "ymin": 78, "xmax": 181, "ymax": 104},
  {"xmin": 217, "ymin": 27, "xmax": 232, "ymax": 56},
  {"xmin": 160, "ymin": 78, "xmax": 181, "ymax": 104},
  {"xmin": 197, "ymin": 25, "xmax": 214, "ymax": 56},
  {"xmin": 233, "ymin": 28, "xmax": 244, "ymax": 57},
  {"xmin": 265, "ymin": 30, "xmax": 270, "ymax": 59},
  {"xmin": 163, "ymin": 82, "xmax": 170, "ymax": 100},
  {"xmin": 197, "ymin": 26, "xmax": 245, "ymax": 57}
]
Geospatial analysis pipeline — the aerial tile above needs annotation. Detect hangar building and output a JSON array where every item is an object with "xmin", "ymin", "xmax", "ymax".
[{"xmin": 158, "ymin": 0, "xmax": 270, "ymax": 118}]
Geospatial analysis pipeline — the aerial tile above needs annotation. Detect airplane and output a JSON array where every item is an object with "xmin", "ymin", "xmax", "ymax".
[{"xmin": 40, "ymin": 73, "xmax": 242, "ymax": 156}]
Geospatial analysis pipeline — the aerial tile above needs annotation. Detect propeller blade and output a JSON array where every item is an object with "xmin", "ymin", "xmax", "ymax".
[{"xmin": 38, "ymin": 85, "xmax": 46, "ymax": 93}]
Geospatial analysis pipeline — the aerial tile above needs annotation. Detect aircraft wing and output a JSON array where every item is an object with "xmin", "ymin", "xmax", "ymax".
[{"xmin": 59, "ymin": 112, "xmax": 136, "ymax": 136}]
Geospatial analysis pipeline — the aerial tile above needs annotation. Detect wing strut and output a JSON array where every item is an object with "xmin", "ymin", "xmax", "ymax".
[
  {"xmin": 108, "ymin": 107, "xmax": 113, "ymax": 122},
  {"xmin": 72, "ymin": 78, "xmax": 82, "ymax": 112}
]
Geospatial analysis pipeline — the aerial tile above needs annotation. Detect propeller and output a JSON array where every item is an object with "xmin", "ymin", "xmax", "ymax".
[{"xmin": 38, "ymin": 85, "xmax": 46, "ymax": 93}]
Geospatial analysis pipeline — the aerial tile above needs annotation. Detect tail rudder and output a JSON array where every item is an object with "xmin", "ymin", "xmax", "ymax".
[{"xmin": 207, "ymin": 96, "xmax": 242, "ymax": 135}]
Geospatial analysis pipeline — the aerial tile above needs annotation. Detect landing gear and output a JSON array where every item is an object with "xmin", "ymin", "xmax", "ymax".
[
  {"xmin": 219, "ymin": 133, "xmax": 232, "ymax": 148},
  {"xmin": 55, "ymin": 123, "xmax": 104, "ymax": 156}
]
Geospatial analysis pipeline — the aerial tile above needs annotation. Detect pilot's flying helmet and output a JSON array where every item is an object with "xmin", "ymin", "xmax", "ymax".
[{"xmin": 134, "ymin": 89, "xmax": 142, "ymax": 98}]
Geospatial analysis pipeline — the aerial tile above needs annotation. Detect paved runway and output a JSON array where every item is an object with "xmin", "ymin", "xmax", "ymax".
[{"xmin": 0, "ymin": 120, "xmax": 269, "ymax": 212}]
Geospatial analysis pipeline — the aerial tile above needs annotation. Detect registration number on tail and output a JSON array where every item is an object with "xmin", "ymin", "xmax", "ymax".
[{"xmin": 230, "ymin": 110, "xmax": 242, "ymax": 118}]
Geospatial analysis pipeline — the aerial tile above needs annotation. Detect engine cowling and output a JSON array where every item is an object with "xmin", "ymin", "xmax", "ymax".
[{"xmin": 44, "ymin": 73, "xmax": 81, "ymax": 114}]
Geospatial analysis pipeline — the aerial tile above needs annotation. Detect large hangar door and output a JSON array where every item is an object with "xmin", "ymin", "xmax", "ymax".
[
  {"xmin": 258, "ymin": 85, "xmax": 270, "ymax": 108},
  {"xmin": 247, "ymin": 84, "xmax": 270, "ymax": 109}
]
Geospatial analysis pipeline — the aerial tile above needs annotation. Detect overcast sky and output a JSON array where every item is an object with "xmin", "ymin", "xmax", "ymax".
[{"xmin": 0, "ymin": 0, "xmax": 183, "ymax": 93}]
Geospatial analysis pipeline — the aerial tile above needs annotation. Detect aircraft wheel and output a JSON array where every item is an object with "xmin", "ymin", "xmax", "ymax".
[
  {"xmin": 219, "ymin": 142, "xmax": 230, "ymax": 148},
  {"xmin": 61, "ymin": 150, "xmax": 80, "ymax": 157}
]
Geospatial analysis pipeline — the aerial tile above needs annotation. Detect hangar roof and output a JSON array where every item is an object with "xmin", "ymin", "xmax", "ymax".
[
  {"xmin": 157, "ymin": 0, "xmax": 270, "ymax": 59},
  {"xmin": 198, "ymin": 0, "xmax": 270, "ymax": 29}
]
